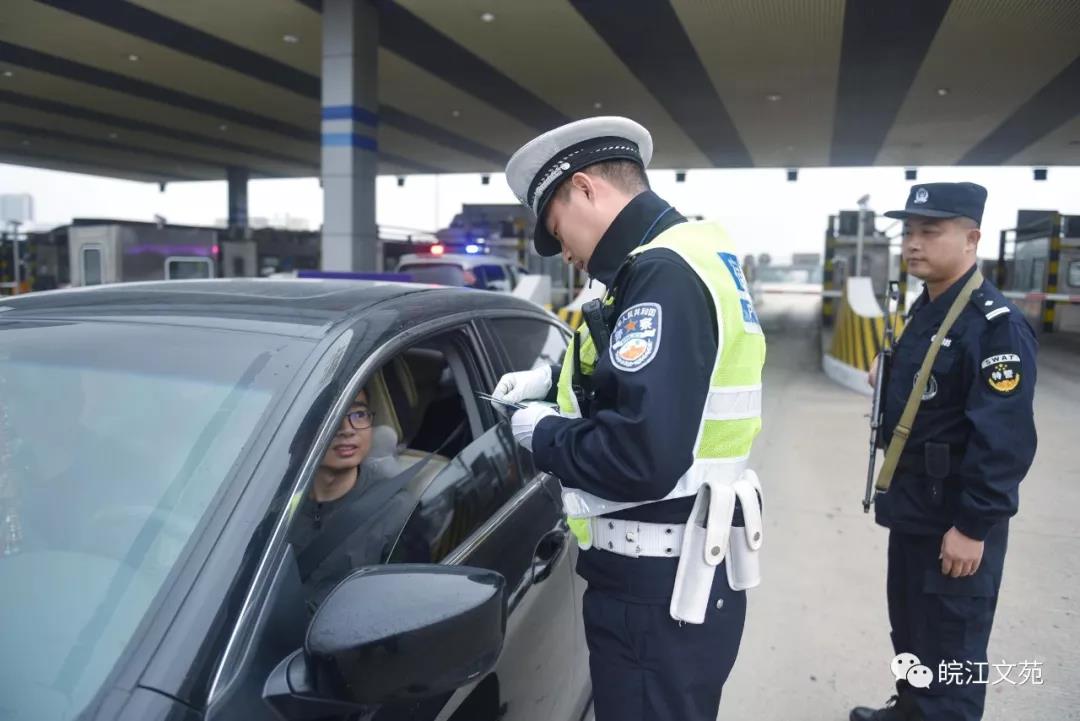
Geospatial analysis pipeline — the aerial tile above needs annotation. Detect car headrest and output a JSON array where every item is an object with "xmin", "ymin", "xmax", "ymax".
[
  {"xmin": 369, "ymin": 424, "xmax": 398, "ymax": 459},
  {"xmin": 363, "ymin": 423, "xmax": 407, "ymax": 481},
  {"xmin": 366, "ymin": 369, "xmax": 401, "ymax": 443},
  {"xmin": 366, "ymin": 357, "xmax": 420, "ymax": 444}
]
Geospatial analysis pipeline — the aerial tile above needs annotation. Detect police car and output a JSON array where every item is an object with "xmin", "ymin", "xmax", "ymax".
[
  {"xmin": 0, "ymin": 280, "xmax": 589, "ymax": 721},
  {"xmin": 396, "ymin": 247, "xmax": 529, "ymax": 292}
]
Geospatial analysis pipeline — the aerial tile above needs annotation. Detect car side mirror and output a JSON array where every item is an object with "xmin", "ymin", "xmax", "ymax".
[{"xmin": 264, "ymin": 565, "xmax": 506, "ymax": 718}]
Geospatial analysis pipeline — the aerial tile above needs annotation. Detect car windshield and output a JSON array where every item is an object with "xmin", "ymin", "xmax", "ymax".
[
  {"xmin": 0, "ymin": 319, "xmax": 307, "ymax": 721},
  {"xmin": 398, "ymin": 263, "xmax": 468, "ymax": 287}
]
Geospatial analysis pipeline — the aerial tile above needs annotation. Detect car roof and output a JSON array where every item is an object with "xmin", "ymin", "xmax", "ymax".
[{"xmin": 0, "ymin": 279, "xmax": 549, "ymax": 338}]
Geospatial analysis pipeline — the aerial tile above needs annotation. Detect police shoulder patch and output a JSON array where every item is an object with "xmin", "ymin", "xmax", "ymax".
[
  {"xmin": 981, "ymin": 353, "xmax": 1021, "ymax": 395},
  {"xmin": 610, "ymin": 302, "xmax": 662, "ymax": 372}
]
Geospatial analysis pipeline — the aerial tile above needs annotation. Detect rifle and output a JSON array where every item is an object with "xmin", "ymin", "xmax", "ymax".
[{"xmin": 863, "ymin": 281, "xmax": 900, "ymax": 513}]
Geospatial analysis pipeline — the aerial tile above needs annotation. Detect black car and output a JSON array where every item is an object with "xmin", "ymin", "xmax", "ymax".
[{"xmin": 0, "ymin": 280, "xmax": 591, "ymax": 721}]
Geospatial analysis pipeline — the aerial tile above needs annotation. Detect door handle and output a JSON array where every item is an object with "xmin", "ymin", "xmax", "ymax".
[{"xmin": 531, "ymin": 529, "xmax": 568, "ymax": 585}]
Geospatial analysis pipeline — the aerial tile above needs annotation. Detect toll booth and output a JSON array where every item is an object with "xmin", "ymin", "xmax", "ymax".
[
  {"xmin": 998, "ymin": 210, "xmax": 1080, "ymax": 333},
  {"xmin": 24, "ymin": 227, "xmax": 69, "ymax": 291},
  {"xmin": 823, "ymin": 210, "xmax": 897, "ymax": 325},
  {"xmin": 218, "ymin": 227, "xmax": 258, "ymax": 279},
  {"xmin": 248, "ymin": 227, "xmax": 321, "ymax": 277},
  {"xmin": 67, "ymin": 219, "xmax": 218, "ymax": 286}
]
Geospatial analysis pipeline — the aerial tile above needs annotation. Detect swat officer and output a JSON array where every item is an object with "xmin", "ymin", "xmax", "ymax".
[
  {"xmin": 852, "ymin": 183, "xmax": 1038, "ymax": 721},
  {"xmin": 492, "ymin": 117, "xmax": 767, "ymax": 721}
]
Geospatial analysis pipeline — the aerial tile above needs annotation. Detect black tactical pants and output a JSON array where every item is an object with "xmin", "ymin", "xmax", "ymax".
[{"xmin": 887, "ymin": 523, "xmax": 1009, "ymax": 721}]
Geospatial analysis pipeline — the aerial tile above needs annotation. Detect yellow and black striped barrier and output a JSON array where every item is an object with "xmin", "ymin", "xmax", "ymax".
[
  {"xmin": 555, "ymin": 307, "xmax": 584, "ymax": 329},
  {"xmin": 828, "ymin": 297, "xmax": 905, "ymax": 372},
  {"xmin": 823, "ymin": 277, "xmax": 905, "ymax": 393},
  {"xmin": 1044, "ymin": 213, "xmax": 1062, "ymax": 332}
]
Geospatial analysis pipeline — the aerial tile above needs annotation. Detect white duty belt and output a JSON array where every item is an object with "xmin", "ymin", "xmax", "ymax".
[
  {"xmin": 590, "ymin": 518, "xmax": 686, "ymax": 558},
  {"xmin": 576, "ymin": 469, "xmax": 765, "ymax": 625},
  {"xmin": 669, "ymin": 469, "xmax": 763, "ymax": 624},
  {"xmin": 562, "ymin": 457, "xmax": 750, "ymax": 518}
]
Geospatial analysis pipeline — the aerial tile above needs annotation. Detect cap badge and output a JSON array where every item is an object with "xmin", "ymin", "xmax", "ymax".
[
  {"xmin": 914, "ymin": 188, "xmax": 929, "ymax": 204},
  {"xmin": 531, "ymin": 161, "xmax": 573, "ymax": 212}
]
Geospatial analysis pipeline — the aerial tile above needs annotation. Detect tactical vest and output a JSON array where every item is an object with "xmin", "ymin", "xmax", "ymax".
[{"xmin": 557, "ymin": 221, "xmax": 766, "ymax": 519}]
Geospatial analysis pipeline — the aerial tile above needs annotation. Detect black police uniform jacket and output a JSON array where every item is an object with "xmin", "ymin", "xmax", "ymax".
[
  {"xmin": 530, "ymin": 190, "xmax": 741, "ymax": 601},
  {"xmin": 875, "ymin": 265, "xmax": 1038, "ymax": 540}
]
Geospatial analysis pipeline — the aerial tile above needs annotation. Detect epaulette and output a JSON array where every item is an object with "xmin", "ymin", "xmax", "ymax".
[{"xmin": 969, "ymin": 282, "xmax": 1011, "ymax": 322}]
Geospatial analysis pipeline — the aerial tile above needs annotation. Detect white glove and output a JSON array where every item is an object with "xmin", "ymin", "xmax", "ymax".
[
  {"xmin": 492, "ymin": 366, "xmax": 552, "ymax": 407},
  {"xmin": 511, "ymin": 404, "xmax": 559, "ymax": 451}
]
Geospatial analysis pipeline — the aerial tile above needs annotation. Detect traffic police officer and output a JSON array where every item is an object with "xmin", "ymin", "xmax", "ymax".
[
  {"xmin": 493, "ymin": 117, "xmax": 767, "ymax": 721},
  {"xmin": 852, "ymin": 183, "xmax": 1038, "ymax": 721}
]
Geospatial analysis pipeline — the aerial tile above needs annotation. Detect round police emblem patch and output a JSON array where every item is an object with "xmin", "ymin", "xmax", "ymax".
[
  {"xmin": 981, "ymin": 353, "xmax": 1021, "ymax": 395},
  {"xmin": 913, "ymin": 371, "xmax": 937, "ymax": 401},
  {"xmin": 610, "ymin": 302, "xmax": 662, "ymax": 372}
]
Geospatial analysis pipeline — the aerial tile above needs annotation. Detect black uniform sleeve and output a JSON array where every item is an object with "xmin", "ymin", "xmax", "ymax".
[
  {"xmin": 953, "ymin": 313, "xmax": 1038, "ymax": 540},
  {"xmin": 530, "ymin": 252, "xmax": 718, "ymax": 502}
]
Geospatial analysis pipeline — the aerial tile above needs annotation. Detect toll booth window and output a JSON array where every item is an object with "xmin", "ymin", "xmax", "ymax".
[
  {"xmin": 1030, "ymin": 260, "xmax": 1046, "ymax": 292},
  {"xmin": 166, "ymin": 257, "xmax": 214, "ymax": 280},
  {"xmin": 1068, "ymin": 261, "xmax": 1080, "ymax": 289},
  {"xmin": 82, "ymin": 247, "xmax": 102, "ymax": 286}
]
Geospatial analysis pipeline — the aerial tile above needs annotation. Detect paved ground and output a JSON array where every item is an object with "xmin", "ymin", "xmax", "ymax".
[{"xmin": 714, "ymin": 294, "xmax": 1080, "ymax": 720}]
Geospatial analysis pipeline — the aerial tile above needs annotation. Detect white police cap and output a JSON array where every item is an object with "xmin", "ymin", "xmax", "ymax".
[{"xmin": 505, "ymin": 116, "xmax": 653, "ymax": 256}]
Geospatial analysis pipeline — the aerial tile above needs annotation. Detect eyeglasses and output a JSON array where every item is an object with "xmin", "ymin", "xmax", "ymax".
[{"xmin": 345, "ymin": 409, "xmax": 375, "ymax": 430}]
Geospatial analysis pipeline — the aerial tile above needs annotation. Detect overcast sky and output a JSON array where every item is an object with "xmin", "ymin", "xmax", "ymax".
[{"xmin": 3, "ymin": 162, "xmax": 1078, "ymax": 261}]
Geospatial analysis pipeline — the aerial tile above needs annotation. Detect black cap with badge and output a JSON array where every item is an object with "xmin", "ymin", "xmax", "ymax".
[{"xmin": 884, "ymin": 182, "xmax": 988, "ymax": 226}]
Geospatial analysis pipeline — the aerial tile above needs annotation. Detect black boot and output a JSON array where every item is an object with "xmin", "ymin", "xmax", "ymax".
[{"xmin": 849, "ymin": 691, "xmax": 923, "ymax": 721}]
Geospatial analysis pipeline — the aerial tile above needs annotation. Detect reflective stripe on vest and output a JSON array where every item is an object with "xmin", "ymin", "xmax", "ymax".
[{"xmin": 558, "ymin": 221, "xmax": 766, "ymax": 518}]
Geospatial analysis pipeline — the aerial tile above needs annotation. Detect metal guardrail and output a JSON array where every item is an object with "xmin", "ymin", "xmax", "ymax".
[
  {"xmin": 757, "ymin": 286, "xmax": 842, "ymax": 297},
  {"xmin": 1002, "ymin": 291, "xmax": 1080, "ymax": 304}
]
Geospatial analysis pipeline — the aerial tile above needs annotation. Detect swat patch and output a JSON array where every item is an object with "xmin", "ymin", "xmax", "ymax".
[
  {"xmin": 610, "ymin": 302, "xmax": 662, "ymax": 372},
  {"xmin": 717, "ymin": 251, "xmax": 762, "ymax": 335},
  {"xmin": 981, "ymin": 353, "xmax": 1021, "ymax": 395}
]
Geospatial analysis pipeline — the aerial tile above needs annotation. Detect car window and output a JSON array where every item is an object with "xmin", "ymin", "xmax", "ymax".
[
  {"xmin": 387, "ymin": 335, "xmax": 520, "ymax": 565},
  {"xmin": 0, "ymin": 321, "xmax": 301, "ymax": 721},
  {"xmin": 474, "ymin": 264, "xmax": 509, "ymax": 292},
  {"xmin": 398, "ymin": 263, "xmax": 467, "ymax": 287},
  {"xmin": 288, "ymin": 327, "xmax": 511, "ymax": 607},
  {"xmin": 488, "ymin": 317, "xmax": 569, "ymax": 372}
]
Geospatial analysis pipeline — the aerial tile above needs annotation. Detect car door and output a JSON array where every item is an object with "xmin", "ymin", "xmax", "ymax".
[
  {"xmin": 480, "ymin": 314, "xmax": 591, "ymax": 721},
  {"xmin": 202, "ymin": 319, "xmax": 583, "ymax": 721},
  {"xmin": 380, "ymin": 321, "xmax": 580, "ymax": 721}
]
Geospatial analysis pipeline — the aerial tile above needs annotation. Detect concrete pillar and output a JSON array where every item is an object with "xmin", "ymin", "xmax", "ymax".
[
  {"xmin": 227, "ymin": 166, "xmax": 249, "ymax": 230},
  {"xmin": 321, "ymin": 0, "xmax": 379, "ymax": 271}
]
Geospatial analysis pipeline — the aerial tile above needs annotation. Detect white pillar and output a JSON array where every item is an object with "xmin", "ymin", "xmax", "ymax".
[{"xmin": 321, "ymin": 0, "xmax": 379, "ymax": 271}]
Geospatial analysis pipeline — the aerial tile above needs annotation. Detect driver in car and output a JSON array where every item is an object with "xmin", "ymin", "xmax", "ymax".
[{"xmin": 290, "ymin": 387, "xmax": 416, "ymax": 609}]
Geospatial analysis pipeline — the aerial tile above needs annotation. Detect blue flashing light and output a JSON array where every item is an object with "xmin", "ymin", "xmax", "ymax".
[{"xmin": 465, "ymin": 244, "xmax": 480, "ymax": 254}]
